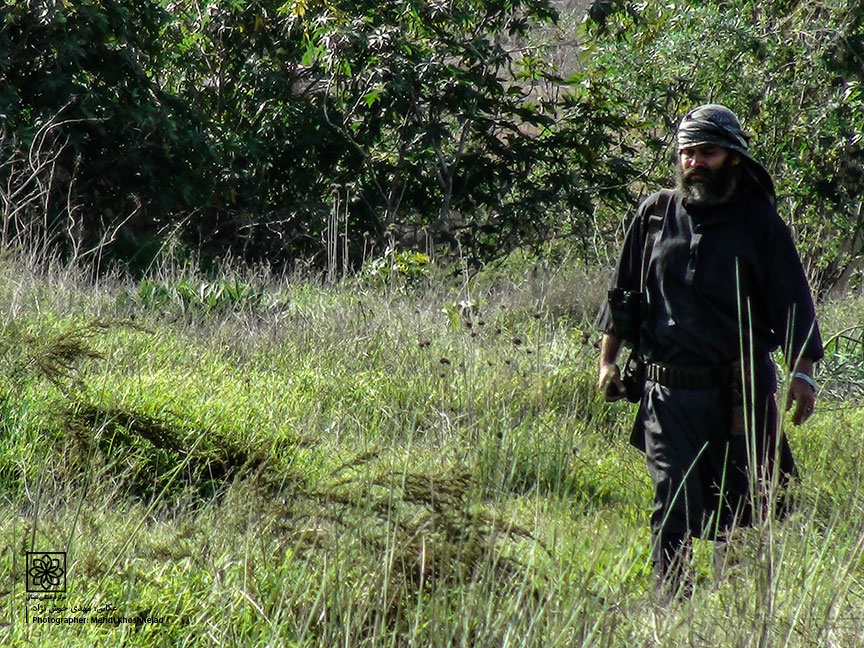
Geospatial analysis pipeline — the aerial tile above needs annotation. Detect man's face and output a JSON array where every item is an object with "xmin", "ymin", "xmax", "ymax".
[{"xmin": 676, "ymin": 144, "xmax": 740, "ymax": 207}]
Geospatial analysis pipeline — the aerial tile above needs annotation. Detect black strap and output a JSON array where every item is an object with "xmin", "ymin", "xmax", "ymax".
[
  {"xmin": 639, "ymin": 189, "xmax": 673, "ymax": 292},
  {"xmin": 626, "ymin": 190, "xmax": 673, "ymax": 372}
]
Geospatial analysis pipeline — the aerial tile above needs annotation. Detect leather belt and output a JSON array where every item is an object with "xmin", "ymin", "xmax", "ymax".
[{"xmin": 645, "ymin": 362, "xmax": 736, "ymax": 389}]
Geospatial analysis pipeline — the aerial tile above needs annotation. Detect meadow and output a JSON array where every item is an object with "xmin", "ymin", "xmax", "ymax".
[{"xmin": 0, "ymin": 252, "xmax": 862, "ymax": 647}]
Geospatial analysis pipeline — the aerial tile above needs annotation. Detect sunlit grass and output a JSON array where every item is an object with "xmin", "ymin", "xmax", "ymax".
[{"xmin": 0, "ymin": 257, "xmax": 861, "ymax": 646}]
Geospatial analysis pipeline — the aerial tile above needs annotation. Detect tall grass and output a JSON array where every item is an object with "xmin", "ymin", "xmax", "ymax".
[{"xmin": 0, "ymin": 254, "xmax": 861, "ymax": 646}]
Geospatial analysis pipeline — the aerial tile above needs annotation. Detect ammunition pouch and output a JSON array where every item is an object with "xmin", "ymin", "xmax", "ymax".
[{"xmin": 645, "ymin": 362, "xmax": 736, "ymax": 389}]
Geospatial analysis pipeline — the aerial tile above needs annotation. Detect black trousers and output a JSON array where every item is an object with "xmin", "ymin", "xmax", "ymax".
[{"xmin": 633, "ymin": 380, "xmax": 796, "ymax": 567}]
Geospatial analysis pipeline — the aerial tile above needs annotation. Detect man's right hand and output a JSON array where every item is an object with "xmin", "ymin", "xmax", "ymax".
[{"xmin": 598, "ymin": 362, "xmax": 626, "ymax": 402}]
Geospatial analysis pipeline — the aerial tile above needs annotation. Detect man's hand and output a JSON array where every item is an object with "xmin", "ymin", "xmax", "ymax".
[
  {"xmin": 598, "ymin": 362, "xmax": 626, "ymax": 402},
  {"xmin": 598, "ymin": 333, "xmax": 626, "ymax": 402},
  {"xmin": 786, "ymin": 358, "xmax": 817, "ymax": 425},
  {"xmin": 786, "ymin": 377, "xmax": 816, "ymax": 425}
]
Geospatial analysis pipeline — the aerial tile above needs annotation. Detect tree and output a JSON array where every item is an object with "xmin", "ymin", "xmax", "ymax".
[
  {"xmin": 155, "ymin": 0, "xmax": 347, "ymax": 263},
  {"xmin": 0, "ymin": 0, "xmax": 213, "ymax": 264},
  {"xmin": 582, "ymin": 0, "xmax": 864, "ymax": 293},
  {"xmin": 291, "ymin": 0, "xmax": 634, "ymax": 265}
]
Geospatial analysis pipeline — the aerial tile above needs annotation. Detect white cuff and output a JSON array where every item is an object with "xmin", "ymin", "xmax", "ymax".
[{"xmin": 792, "ymin": 371, "xmax": 818, "ymax": 391}]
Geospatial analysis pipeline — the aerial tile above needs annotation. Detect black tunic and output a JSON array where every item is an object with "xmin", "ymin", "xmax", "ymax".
[
  {"xmin": 598, "ymin": 188, "xmax": 823, "ymax": 543},
  {"xmin": 599, "ymin": 188, "xmax": 823, "ymax": 372}
]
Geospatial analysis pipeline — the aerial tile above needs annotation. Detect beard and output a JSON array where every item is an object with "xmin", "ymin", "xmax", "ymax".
[{"xmin": 676, "ymin": 156, "xmax": 740, "ymax": 208}]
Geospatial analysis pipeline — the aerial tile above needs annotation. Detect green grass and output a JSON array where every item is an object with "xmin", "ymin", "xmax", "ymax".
[{"xmin": 0, "ymin": 256, "xmax": 862, "ymax": 646}]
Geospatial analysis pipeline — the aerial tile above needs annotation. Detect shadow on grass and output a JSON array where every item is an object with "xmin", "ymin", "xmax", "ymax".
[{"xmin": 64, "ymin": 403, "xmax": 288, "ymax": 501}]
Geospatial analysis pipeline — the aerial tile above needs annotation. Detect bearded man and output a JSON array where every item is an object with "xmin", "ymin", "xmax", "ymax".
[{"xmin": 596, "ymin": 104, "xmax": 822, "ymax": 595}]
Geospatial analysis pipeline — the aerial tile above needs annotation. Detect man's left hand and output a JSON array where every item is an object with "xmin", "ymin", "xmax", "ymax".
[{"xmin": 786, "ymin": 376, "xmax": 816, "ymax": 425}]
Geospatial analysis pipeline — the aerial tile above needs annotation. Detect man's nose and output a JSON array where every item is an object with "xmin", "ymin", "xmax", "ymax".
[{"xmin": 685, "ymin": 153, "xmax": 704, "ymax": 168}]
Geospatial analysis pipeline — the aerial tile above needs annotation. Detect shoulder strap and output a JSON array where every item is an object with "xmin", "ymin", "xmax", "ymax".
[{"xmin": 639, "ymin": 189, "xmax": 673, "ymax": 291}]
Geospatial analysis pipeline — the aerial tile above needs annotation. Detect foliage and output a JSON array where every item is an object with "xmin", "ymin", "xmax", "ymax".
[
  {"xmin": 2, "ymin": 0, "xmax": 862, "ymax": 284},
  {"xmin": 0, "ymin": 0, "xmax": 215, "ymax": 248},
  {"xmin": 136, "ymin": 277, "xmax": 266, "ymax": 313},
  {"xmin": 359, "ymin": 248, "xmax": 432, "ymax": 285},
  {"xmin": 819, "ymin": 325, "xmax": 864, "ymax": 399},
  {"xmin": 288, "ymin": 0, "xmax": 633, "ymax": 264},
  {"xmin": 582, "ymin": 0, "xmax": 864, "ymax": 292},
  {"xmin": 155, "ymin": 0, "xmax": 347, "ymax": 261},
  {"xmin": 1, "ymin": 0, "xmax": 636, "ymax": 270}
]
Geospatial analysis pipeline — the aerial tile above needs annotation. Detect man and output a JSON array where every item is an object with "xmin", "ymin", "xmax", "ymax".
[{"xmin": 596, "ymin": 104, "xmax": 823, "ymax": 595}]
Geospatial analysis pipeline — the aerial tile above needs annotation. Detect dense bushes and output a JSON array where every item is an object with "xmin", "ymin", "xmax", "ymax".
[
  {"xmin": 1, "ymin": 1, "xmax": 862, "ymax": 289},
  {"xmin": 1, "ymin": 0, "xmax": 631, "ymax": 271},
  {"xmin": 0, "ymin": 1, "xmax": 213, "ymax": 243},
  {"xmin": 584, "ymin": 0, "xmax": 864, "ymax": 292}
]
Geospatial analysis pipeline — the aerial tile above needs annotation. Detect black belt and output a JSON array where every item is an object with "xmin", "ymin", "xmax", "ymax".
[{"xmin": 645, "ymin": 362, "xmax": 736, "ymax": 389}]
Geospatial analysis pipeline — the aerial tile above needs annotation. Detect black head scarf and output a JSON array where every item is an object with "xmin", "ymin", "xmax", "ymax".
[{"xmin": 676, "ymin": 104, "xmax": 776, "ymax": 204}]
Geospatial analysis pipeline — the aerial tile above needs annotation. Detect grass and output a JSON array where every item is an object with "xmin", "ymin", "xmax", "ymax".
[{"xmin": 0, "ymin": 253, "xmax": 862, "ymax": 646}]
